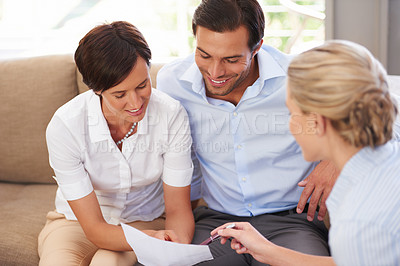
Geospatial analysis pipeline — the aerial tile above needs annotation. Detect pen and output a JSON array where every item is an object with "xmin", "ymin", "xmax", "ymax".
[{"xmin": 199, "ymin": 223, "xmax": 236, "ymax": 245}]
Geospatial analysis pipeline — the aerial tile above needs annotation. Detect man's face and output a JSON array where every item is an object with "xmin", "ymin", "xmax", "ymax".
[{"xmin": 194, "ymin": 25, "xmax": 259, "ymax": 99}]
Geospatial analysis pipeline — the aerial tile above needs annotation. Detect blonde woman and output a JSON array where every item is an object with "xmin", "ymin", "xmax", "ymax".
[{"xmin": 212, "ymin": 40, "xmax": 400, "ymax": 265}]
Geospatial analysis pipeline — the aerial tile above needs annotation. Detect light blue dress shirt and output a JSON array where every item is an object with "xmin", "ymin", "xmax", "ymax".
[
  {"xmin": 157, "ymin": 45, "xmax": 317, "ymax": 216},
  {"xmin": 326, "ymin": 141, "xmax": 400, "ymax": 265}
]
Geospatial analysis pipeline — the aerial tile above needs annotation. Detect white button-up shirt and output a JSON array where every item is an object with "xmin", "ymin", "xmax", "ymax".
[{"xmin": 46, "ymin": 89, "xmax": 193, "ymax": 225}]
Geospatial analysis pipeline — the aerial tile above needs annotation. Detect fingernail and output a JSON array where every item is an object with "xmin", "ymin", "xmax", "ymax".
[
  {"xmin": 307, "ymin": 216, "xmax": 313, "ymax": 221},
  {"xmin": 318, "ymin": 216, "xmax": 323, "ymax": 221},
  {"xmin": 297, "ymin": 208, "xmax": 302, "ymax": 213}
]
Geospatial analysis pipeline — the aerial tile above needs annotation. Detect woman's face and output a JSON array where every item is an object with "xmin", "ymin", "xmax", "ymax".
[
  {"xmin": 286, "ymin": 86, "xmax": 321, "ymax": 162},
  {"xmin": 100, "ymin": 56, "xmax": 152, "ymax": 126}
]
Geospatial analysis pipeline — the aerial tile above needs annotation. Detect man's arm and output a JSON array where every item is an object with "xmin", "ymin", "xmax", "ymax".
[{"xmin": 296, "ymin": 160, "xmax": 339, "ymax": 221}]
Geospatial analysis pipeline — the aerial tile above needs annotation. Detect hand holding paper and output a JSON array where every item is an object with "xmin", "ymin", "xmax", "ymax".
[{"xmin": 121, "ymin": 224, "xmax": 213, "ymax": 266}]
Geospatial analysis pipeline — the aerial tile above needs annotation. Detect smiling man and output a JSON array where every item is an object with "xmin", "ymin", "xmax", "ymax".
[{"xmin": 157, "ymin": 0, "xmax": 335, "ymax": 265}]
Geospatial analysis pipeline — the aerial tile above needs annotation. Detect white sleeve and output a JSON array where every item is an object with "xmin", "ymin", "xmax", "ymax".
[
  {"xmin": 162, "ymin": 105, "xmax": 194, "ymax": 187},
  {"xmin": 157, "ymin": 62, "xmax": 202, "ymax": 197},
  {"xmin": 46, "ymin": 115, "xmax": 93, "ymax": 200}
]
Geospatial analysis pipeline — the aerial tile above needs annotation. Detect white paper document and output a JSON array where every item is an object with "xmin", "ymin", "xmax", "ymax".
[{"xmin": 121, "ymin": 223, "xmax": 214, "ymax": 266}]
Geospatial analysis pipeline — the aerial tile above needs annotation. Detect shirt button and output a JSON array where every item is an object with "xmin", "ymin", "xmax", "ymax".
[
  {"xmin": 233, "ymin": 112, "xmax": 238, "ymax": 116},
  {"xmin": 237, "ymin": 144, "xmax": 242, "ymax": 149},
  {"xmin": 248, "ymin": 203, "xmax": 252, "ymax": 208},
  {"xmin": 242, "ymin": 177, "xmax": 247, "ymax": 182}
]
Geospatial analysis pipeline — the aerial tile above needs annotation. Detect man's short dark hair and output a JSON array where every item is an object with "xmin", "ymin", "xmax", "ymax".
[
  {"xmin": 192, "ymin": 0, "xmax": 265, "ymax": 51},
  {"xmin": 75, "ymin": 21, "xmax": 151, "ymax": 93}
]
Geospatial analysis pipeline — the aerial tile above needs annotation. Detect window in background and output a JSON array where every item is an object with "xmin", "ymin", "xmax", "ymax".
[
  {"xmin": 262, "ymin": 0, "xmax": 325, "ymax": 54},
  {"xmin": 0, "ymin": 0, "xmax": 325, "ymax": 62}
]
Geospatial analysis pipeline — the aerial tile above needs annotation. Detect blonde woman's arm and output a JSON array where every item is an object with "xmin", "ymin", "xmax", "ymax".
[{"xmin": 214, "ymin": 222, "xmax": 335, "ymax": 266}]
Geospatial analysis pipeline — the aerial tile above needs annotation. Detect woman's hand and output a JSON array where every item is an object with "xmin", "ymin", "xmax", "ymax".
[
  {"xmin": 211, "ymin": 222, "xmax": 272, "ymax": 263},
  {"xmin": 143, "ymin": 229, "xmax": 180, "ymax": 242},
  {"xmin": 212, "ymin": 222, "xmax": 335, "ymax": 266}
]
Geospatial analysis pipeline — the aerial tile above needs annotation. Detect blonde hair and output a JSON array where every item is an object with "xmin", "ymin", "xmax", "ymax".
[{"xmin": 288, "ymin": 40, "xmax": 398, "ymax": 148}]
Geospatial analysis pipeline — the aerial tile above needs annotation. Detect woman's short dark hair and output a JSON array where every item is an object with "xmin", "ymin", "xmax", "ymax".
[
  {"xmin": 75, "ymin": 21, "xmax": 151, "ymax": 93},
  {"xmin": 192, "ymin": 0, "xmax": 265, "ymax": 51}
]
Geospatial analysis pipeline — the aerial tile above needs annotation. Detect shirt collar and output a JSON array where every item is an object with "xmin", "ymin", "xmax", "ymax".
[
  {"xmin": 340, "ymin": 143, "xmax": 394, "ymax": 184},
  {"xmin": 88, "ymin": 91, "xmax": 110, "ymax": 143},
  {"xmin": 180, "ymin": 61, "xmax": 206, "ymax": 95},
  {"xmin": 136, "ymin": 93, "xmax": 150, "ymax": 135},
  {"xmin": 240, "ymin": 47, "xmax": 288, "ymax": 101},
  {"xmin": 257, "ymin": 46, "xmax": 289, "ymax": 82}
]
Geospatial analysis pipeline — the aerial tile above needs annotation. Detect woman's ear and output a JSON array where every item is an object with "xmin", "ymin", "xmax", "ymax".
[{"xmin": 315, "ymin": 113, "xmax": 327, "ymax": 136}]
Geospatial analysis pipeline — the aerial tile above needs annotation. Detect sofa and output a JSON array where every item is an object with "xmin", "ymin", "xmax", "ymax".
[{"xmin": 0, "ymin": 54, "xmax": 399, "ymax": 266}]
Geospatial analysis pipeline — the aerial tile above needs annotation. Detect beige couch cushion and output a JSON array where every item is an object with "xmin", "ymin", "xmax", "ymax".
[
  {"xmin": 0, "ymin": 55, "xmax": 78, "ymax": 183},
  {"xmin": 0, "ymin": 183, "xmax": 56, "ymax": 265}
]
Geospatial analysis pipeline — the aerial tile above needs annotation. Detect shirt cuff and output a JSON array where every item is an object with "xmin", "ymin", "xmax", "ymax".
[
  {"xmin": 53, "ymin": 175, "xmax": 93, "ymax": 200},
  {"xmin": 162, "ymin": 164, "xmax": 193, "ymax": 187}
]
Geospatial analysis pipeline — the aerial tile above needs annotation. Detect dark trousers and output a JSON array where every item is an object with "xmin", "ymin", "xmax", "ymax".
[{"xmin": 193, "ymin": 206, "xmax": 329, "ymax": 266}]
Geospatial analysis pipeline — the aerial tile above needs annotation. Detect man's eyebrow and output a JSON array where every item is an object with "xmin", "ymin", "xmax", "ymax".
[
  {"xmin": 197, "ymin": 47, "xmax": 243, "ymax": 59},
  {"xmin": 197, "ymin": 47, "xmax": 210, "ymax": 56},
  {"xmin": 224, "ymin": 54, "xmax": 243, "ymax": 59}
]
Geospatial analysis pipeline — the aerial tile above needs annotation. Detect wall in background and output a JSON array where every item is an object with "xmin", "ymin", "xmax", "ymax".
[
  {"xmin": 327, "ymin": 0, "xmax": 399, "ymax": 75},
  {"xmin": 388, "ymin": 0, "xmax": 400, "ymax": 75}
]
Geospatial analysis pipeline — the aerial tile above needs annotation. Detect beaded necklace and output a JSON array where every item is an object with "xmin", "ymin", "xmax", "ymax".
[{"xmin": 116, "ymin": 122, "xmax": 137, "ymax": 146}]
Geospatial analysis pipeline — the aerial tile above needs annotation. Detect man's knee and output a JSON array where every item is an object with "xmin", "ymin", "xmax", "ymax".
[{"xmin": 264, "ymin": 213, "xmax": 329, "ymax": 256}]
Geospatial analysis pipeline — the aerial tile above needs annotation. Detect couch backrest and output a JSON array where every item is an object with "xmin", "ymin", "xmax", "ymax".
[
  {"xmin": 0, "ymin": 55, "xmax": 79, "ymax": 184},
  {"xmin": 0, "ymin": 55, "xmax": 165, "ymax": 184}
]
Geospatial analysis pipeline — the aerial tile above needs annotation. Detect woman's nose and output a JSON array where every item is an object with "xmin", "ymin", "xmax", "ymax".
[{"xmin": 127, "ymin": 91, "xmax": 141, "ymax": 109}]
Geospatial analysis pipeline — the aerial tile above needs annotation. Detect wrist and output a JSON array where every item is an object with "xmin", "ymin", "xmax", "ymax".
[{"xmin": 142, "ymin": 229, "xmax": 157, "ymax": 238}]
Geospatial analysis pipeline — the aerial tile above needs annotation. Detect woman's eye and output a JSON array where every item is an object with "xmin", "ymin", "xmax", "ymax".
[
  {"xmin": 115, "ymin": 93, "xmax": 125, "ymax": 99},
  {"xmin": 200, "ymin": 53, "xmax": 210, "ymax": 59},
  {"xmin": 137, "ymin": 82, "xmax": 147, "ymax": 89}
]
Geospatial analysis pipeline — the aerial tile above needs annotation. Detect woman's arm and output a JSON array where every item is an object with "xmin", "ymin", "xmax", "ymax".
[
  {"xmin": 163, "ymin": 183, "xmax": 195, "ymax": 244},
  {"xmin": 68, "ymin": 191, "xmax": 132, "ymax": 251},
  {"xmin": 215, "ymin": 222, "xmax": 335, "ymax": 266},
  {"xmin": 69, "ymin": 190, "xmax": 186, "ymax": 251}
]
